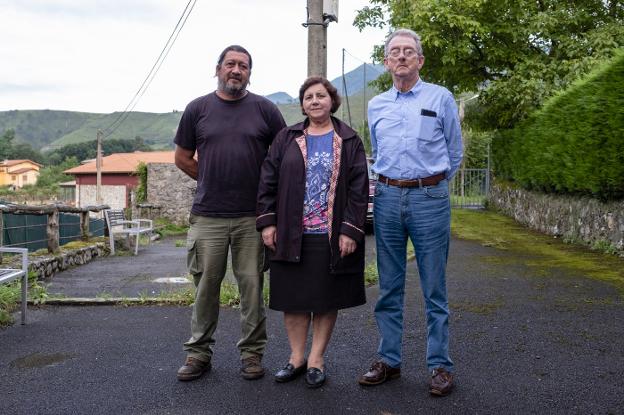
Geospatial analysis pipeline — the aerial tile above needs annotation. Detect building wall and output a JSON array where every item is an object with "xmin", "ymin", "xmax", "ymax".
[
  {"xmin": 12, "ymin": 170, "xmax": 39, "ymax": 187},
  {"xmin": 146, "ymin": 163, "xmax": 195, "ymax": 225},
  {"xmin": 76, "ymin": 174, "xmax": 138, "ymax": 186},
  {"xmin": 0, "ymin": 161, "xmax": 41, "ymax": 188},
  {"xmin": 77, "ymin": 184, "xmax": 127, "ymax": 209}
]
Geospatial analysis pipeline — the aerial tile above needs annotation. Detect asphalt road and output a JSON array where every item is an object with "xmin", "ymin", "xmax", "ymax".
[{"xmin": 1, "ymin": 236, "xmax": 623, "ymax": 414}]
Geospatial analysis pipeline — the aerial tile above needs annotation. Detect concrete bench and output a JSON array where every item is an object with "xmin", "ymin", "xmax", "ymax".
[
  {"xmin": 104, "ymin": 209, "xmax": 153, "ymax": 256},
  {"xmin": 0, "ymin": 247, "xmax": 29, "ymax": 325}
]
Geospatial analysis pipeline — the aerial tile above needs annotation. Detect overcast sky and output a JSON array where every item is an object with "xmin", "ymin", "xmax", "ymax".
[{"xmin": 0, "ymin": 0, "xmax": 387, "ymax": 114}]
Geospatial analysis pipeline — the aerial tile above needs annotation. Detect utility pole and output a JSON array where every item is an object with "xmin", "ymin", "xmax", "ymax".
[
  {"xmin": 306, "ymin": 0, "xmax": 326, "ymax": 77},
  {"xmin": 305, "ymin": 0, "xmax": 338, "ymax": 78},
  {"xmin": 96, "ymin": 129, "xmax": 102, "ymax": 205}
]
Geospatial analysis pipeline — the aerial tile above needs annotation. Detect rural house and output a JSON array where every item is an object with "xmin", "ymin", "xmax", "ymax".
[
  {"xmin": 0, "ymin": 159, "xmax": 42, "ymax": 188},
  {"xmin": 64, "ymin": 151, "xmax": 175, "ymax": 209}
]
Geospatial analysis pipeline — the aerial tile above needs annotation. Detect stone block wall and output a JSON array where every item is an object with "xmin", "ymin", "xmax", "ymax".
[
  {"xmin": 77, "ymin": 184, "xmax": 126, "ymax": 209},
  {"xmin": 146, "ymin": 163, "xmax": 196, "ymax": 225},
  {"xmin": 28, "ymin": 243, "xmax": 109, "ymax": 280},
  {"xmin": 488, "ymin": 182, "xmax": 624, "ymax": 254}
]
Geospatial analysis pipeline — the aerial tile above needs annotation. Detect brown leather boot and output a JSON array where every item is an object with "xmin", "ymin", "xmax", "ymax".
[
  {"xmin": 358, "ymin": 360, "xmax": 401, "ymax": 386},
  {"xmin": 240, "ymin": 355, "xmax": 265, "ymax": 380},
  {"xmin": 430, "ymin": 367, "xmax": 454, "ymax": 396},
  {"xmin": 177, "ymin": 356, "xmax": 211, "ymax": 381}
]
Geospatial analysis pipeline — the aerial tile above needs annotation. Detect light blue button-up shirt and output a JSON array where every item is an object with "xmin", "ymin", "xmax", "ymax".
[{"xmin": 368, "ymin": 78, "xmax": 463, "ymax": 180}]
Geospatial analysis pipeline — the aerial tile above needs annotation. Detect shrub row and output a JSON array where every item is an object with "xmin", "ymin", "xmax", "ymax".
[{"xmin": 492, "ymin": 50, "xmax": 624, "ymax": 200}]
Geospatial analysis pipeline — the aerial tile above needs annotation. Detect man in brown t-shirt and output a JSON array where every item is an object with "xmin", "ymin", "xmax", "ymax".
[{"xmin": 174, "ymin": 45, "xmax": 285, "ymax": 381}]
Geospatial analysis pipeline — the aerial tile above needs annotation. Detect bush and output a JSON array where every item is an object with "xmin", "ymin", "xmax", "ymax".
[{"xmin": 492, "ymin": 51, "xmax": 624, "ymax": 200}]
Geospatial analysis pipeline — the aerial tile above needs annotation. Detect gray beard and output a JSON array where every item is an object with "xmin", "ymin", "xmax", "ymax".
[{"xmin": 218, "ymin": 78, "xmax": 248, "ymax": 98}]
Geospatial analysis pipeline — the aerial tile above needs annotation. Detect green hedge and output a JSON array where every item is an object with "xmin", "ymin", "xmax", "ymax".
[{"xmin": 493, "ymin": 50, "xmax": 624, "ymax": 200}]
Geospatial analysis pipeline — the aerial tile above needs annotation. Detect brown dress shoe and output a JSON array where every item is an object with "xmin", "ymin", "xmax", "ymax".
[
  {"xmin": 358, "ymin": 360, "xmax": 401, "ymax": 386},
  {"xmin": 430, "ymin": 367, "xmax": 454, "ymax": 396},
  {"xmin": 177, "ymin": 356, "xmax": 211, "ymax": 381},
  {"xmin": 241, "ymin": 355, "xmax": 265, "ymax": 380}
]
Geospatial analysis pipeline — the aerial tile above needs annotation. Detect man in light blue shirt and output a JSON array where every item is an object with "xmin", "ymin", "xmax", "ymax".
[{"xmin": 358, "ymin": 29, "xmax": 462, "ymax": 396}]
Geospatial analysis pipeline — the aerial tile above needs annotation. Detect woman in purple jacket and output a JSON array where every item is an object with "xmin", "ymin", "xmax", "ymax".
[{"xmin": 256, "ymin": 76, "xmax": 369, "ymax": 388}]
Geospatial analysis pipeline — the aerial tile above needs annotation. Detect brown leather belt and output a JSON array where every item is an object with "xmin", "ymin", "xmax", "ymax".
[{"xmin": 377, "ymin": 173, "xmax": 445, "ymax": 188}]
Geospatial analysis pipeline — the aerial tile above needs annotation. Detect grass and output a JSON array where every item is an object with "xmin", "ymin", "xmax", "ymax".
[
  {"xmin": 88, "ymin": 274, "xmax": 268, "ymax": 308},
  {"xmin": 451, "ymin": 209, "xmax": 624, "ymax": 295},
  {"xmin": 0, "ymin": 271, "xmax": 48, "ymax": 326},
  {"xmin": 154, "ymin": 218, "xmax": 188, "ymax": 238},
  {"xmin": 365, "ymin": 244, "xmax": 414, "ymax": 286}
]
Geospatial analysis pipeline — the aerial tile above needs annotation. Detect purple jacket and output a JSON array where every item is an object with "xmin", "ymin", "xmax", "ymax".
[{"xmin": 256, "ymin": 116, "xmax": 369, "ymax": 274}]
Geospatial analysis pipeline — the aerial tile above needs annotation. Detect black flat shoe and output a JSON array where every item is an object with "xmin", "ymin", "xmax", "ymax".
[
  {"xmin": 305, "ymin": 367, "xmax": 326, "ymax": 388},
  {"xmin": 274, "ymin": 361, "xmax": 307, "ymax": 383}
]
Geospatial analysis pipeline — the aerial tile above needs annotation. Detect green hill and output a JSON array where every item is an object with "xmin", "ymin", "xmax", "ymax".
[{"xmin": 0, "ymin": 87, "xmax": 378, "ymax": 153}]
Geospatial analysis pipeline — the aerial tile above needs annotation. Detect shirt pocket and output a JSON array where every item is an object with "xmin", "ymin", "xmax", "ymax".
[
  {"xmin": 418, "ymin": 114, "xmax": 438, "ymax": 141},
  {"xmin": 417, "ymin": 115, "xmax": 444, "ymax": 153}
]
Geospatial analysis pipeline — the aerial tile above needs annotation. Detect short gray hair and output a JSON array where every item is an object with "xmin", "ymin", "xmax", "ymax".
[{"xmin": 384, "ymin": 29, "xmax": 423, "ymax": 57}]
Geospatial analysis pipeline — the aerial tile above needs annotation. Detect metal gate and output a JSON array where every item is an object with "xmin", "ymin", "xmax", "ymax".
[{"xmin": 449, "ymin": 168, "xmax": 490, "ymax": 208}]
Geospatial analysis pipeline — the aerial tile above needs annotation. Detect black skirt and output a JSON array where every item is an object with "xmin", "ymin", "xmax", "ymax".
[{"xmin": 268, "ymin": 233, "xmax": 366, "ymax": 313}]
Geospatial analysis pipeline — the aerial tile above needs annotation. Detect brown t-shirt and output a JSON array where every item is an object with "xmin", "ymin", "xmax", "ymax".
[{"xmin": 174, "ymin": 92, "xmax": 285, "ymax": 217}]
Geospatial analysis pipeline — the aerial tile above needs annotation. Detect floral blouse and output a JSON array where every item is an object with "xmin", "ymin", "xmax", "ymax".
[{"xmin": 302, "ymin": 130, "xmax": 334, "ymax": 233}]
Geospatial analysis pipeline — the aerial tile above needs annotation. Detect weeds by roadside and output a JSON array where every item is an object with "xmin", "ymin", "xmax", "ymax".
[
  {"xmin": 154, "ymin": 218, "xmax": 188, "ymax": 238},
  {"xmin": 0, "ymin": 271, "xmax": 48, "ymax": 326}
]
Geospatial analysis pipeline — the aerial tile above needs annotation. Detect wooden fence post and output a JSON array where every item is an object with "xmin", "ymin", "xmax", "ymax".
[
  {"xmin": 80, "ymin": 211, "xmax": 90, "ymax": 240},
  {"xmin": 47, "ymin": 209, "xmax": 60, "ymax": 253}
]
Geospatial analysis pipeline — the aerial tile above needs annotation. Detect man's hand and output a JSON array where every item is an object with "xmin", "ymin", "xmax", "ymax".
[
  {"xmin": 262, "ymin": 226, "xmax": 277, "ymax": 251},
  {"xmin": 339, "ymin": 234, "xmax": 357, "ymax": 258}
]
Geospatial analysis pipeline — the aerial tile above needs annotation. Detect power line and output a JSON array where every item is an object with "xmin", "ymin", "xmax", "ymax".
[
  {"xmin": 102, "ymin": 0, "xmax": 197, "ymax": 138},
  {"xmin": 342, "ymin": 48, "xmax": 385, "ymax": 75}
]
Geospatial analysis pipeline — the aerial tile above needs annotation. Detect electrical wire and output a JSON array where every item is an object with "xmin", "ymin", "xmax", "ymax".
[
  {"xmin": 102, "ymin": 0, "xmax": 197, "ymax": 138},
  {"xmin": 342, "ymin": 48, "xmax": 385, "ymax": 75}
]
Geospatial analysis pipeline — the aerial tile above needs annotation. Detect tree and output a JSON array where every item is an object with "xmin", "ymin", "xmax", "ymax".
[
  {"xmin": 355, "ymin": 0, "xmax": 624, "ymax": 129},
  {"xmin": 44, "ymin": 138, "xmax": 153, "ymax": 165},
  {"xmin": 35, "ymin": 157, "xmax": 79, "ymax": 188},
  {"xmin": 0, "ymin": 129, "xmax": 44, "ymax": 163},
  {"xmin": 0, "ymin": 129, "xmax": 16, "ymax": 159}
]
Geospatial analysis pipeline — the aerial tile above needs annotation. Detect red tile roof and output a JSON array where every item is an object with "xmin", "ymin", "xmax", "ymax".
[
  {"xmin": 0, "ymin": 159, "xmax": 43, "ymax": 167},
  {"xmin": 64, "ymin": 151, "xmax": 175, "ymax": 175}
]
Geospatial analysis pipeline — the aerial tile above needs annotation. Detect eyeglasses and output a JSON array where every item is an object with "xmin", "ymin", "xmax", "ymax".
[{"xmin": 388, "ymin": 47, "xmax": 418, "ymax": 58}]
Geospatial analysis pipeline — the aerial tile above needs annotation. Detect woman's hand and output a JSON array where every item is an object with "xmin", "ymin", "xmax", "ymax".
[
  {"xmin": 262, "ymin": 226, "xmax": 277, "ymax": 251},
  {"xmin": 339, "ymin": 234, "xmax": 357, "ymax": 257}
]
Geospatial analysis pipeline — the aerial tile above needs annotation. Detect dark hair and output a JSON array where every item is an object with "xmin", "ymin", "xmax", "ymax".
[
  {"xmin": 217, "ymin": 45, "xmax": 252, "ymax": 69},
  {"xmin": 298, "ymin": 76, "xmax": 341, "ymax": 115}
]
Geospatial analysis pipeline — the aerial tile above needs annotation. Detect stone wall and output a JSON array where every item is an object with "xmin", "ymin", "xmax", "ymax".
[
  {"xmin": 28, "ymin": 243, "xmax": 109, "ymax": 280},
  {"xmin": 78, "ymin": 184, "xmax": 126, "ymax": 209},
  {"xmin": 488, "ymin": 182, "xmax": 624, "ymax": 254},
  {"xmin": 146, "ymin": 163, "xmax": 195, "ymax": 225}
]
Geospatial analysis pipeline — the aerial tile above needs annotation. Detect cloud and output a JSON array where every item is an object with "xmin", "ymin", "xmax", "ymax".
[
  {"xmin": 1, "ymin": 0, "xmax": 168, "ymax": 21},
  {"xmin": 0, "ymin": 83, "xmax": 65, "ymax": 94}
]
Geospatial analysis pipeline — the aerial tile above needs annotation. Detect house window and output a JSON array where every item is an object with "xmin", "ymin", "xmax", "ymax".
[
  {"xmin": 23, "ymin": 175, "xmax": 28, "ymax": 183},
  {"xmin": 11, "ymin": 175, "xmax": 16, "ymax": 181}
]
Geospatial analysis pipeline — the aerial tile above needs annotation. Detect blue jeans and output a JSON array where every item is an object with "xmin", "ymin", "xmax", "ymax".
[{"xmin": 373, "ymin": 180, "xmax": 453, "ymax": 372}]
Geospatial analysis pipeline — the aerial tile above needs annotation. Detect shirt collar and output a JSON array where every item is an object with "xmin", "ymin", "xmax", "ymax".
[{"xmin": 391, "ymin": 78, "xmax": 423, "ymax": 101}]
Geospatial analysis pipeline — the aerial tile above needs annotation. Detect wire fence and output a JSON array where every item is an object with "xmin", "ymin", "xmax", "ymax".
[
  {"xmin": 449, "ymin": 168, "xmax": 490, "ymax": 209},
  {"xmin": 1, "ymin": 203, "xmax": 109, "ymax": 252},
  {"xmin": 2, "ymin": 213, "xmax": 106, "ymax": 251}
]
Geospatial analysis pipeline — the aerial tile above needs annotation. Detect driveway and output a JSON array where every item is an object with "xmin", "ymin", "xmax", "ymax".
[{"xmin": 1, "ymin": 236, "xmax": 623, "ymax": 414}]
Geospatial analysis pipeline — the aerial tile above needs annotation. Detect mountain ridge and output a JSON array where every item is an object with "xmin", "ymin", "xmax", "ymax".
[{"xmin": 1, "ymin": 64, "xmax": 383, "ymax": 151}]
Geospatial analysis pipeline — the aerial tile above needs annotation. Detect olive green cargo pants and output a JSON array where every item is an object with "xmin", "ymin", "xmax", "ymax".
[{"xmin": 183, "ymin": 215, "xmax": 267, "ymax": 362}]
